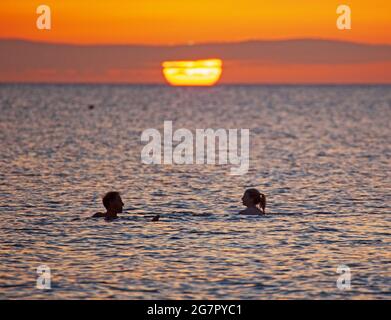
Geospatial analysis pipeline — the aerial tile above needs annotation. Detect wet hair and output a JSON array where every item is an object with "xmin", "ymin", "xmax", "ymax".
[
  {"xmin": 245, "ymin": 188, "xmax": 266, "ymax": 214},
  {"xmin": 102, "ymin": 191, "xmax": 120, "ymax": 209}
]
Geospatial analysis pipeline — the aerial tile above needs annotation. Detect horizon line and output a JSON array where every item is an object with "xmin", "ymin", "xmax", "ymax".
[
  {"xmin": 2, "ymin": 37, "xmax": 391, "ymax": 48},
  {"xmin": 1, "ymin": 82, "xmax": 390, "ymax": 86}
]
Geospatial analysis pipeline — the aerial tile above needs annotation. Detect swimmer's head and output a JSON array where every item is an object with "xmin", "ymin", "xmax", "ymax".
[
  {"xmin": 242, "ymin": 188, "xmax": 266, "ymax": 213},
  {"xmin": 102, "ymin": 191, "xmax": 124, "ymax": 214}
]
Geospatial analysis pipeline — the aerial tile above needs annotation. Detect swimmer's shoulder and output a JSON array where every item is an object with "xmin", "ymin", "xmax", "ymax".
[
  {"xmin": 92, "ymin": 212, "xmax": 106, "ymax": 218},
  {"xmin": 239, "ymin": 208, "xmax": 263, "ymax": 215},
  {"xmin": 239, "ymin": 208, "xmax": 253, "ymax": 215}
]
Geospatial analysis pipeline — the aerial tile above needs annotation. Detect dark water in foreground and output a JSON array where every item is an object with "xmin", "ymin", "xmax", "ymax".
[{"xmin": 0, "ymin": 84, "xmax": 390, "ymax": 299}]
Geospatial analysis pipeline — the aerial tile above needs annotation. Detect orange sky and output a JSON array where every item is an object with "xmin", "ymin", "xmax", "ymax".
[
  {"xmin": 1, "ymin": 0, "xmax": 390, "ymax": 45},
  {"xmin": 1, "ymin": 0, "xmax": 390, "ymax": 83}
]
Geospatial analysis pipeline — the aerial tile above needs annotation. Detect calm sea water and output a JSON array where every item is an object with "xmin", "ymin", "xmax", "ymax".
[{"xmin": 0, "ymin": 84, "xmax": 390, "ymax": 299}]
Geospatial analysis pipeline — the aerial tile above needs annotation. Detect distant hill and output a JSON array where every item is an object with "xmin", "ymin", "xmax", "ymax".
[{"xmin": 1, "ymin": 38, "xmax": 391, "ymax": 83}]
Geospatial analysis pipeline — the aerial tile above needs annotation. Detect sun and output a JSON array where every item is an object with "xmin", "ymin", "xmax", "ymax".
[{"xmin": 162, "ymin": 59, "xmax": 223, "ymax": 86}]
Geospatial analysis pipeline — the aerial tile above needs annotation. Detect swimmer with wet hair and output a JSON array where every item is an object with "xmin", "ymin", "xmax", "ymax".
[
  {"xmin": 91, "ymin": 191, "xmax": 160, "ymax": 221},
  {"xmin": 239, "ymin": 188, "xmax": 266, "ymax": 215},
  {"xmin": 92, "ymin": 191, "xmax": 124, "ymax": 220}
]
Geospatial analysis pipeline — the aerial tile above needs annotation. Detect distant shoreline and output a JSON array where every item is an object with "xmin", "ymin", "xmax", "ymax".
[{"xmin": 2, "ymin": 37, "xmax": 391, "ymax": 47}]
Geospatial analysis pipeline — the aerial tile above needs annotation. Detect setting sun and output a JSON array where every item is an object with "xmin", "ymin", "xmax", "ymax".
[{"xmin": 162, "ymin": 59, "xmax": 223, "ymax": 86}]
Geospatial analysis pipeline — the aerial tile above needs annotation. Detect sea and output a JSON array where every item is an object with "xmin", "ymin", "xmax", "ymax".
[{"xmin": 0, "ymin": 84, "xmax": 390, "ymax": 299}]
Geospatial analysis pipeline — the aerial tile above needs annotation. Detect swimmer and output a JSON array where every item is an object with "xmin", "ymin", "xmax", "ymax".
[
  {"xmin": 239, "ymin": 188, "xmax": 266, "ymax": 215},
  {"xmin": 92, "ymin": 191, "xmax": 123, "ymax": 220},
  {"xmin": 91, "ymin": 191, "xmax": 160, "ymax": 222}
]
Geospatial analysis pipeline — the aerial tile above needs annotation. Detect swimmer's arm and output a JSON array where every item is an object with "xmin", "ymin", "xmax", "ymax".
[
  {"xmin": 143, "ymin": 214, "xmax": 160, "ymax": 221},
  {"xmin": 151, "ymin": 214, "xmax": 160, "ymax": 221}
]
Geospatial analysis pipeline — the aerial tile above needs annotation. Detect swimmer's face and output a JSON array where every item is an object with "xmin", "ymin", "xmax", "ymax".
[
  {"xmin": 242, "ymin": 191, "xmax": 254, "ymax": 207},
  {"xmin": 111, "ymin": 195, "xmax": 124, "ymax": 213}
]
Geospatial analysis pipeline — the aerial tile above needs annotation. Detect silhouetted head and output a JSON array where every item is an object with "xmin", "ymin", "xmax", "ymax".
[
  {"xmin": 102, "ymin": 192, "xmax": 124, "ymax": 214},
  {"xmin": 241, "ymin": 188, "xmax": 266, "ymax": 213}
]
